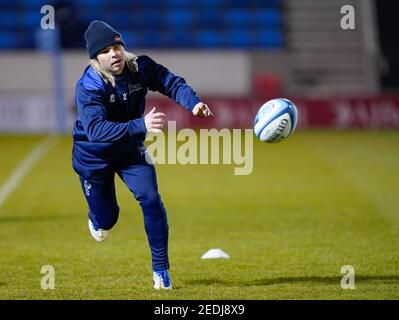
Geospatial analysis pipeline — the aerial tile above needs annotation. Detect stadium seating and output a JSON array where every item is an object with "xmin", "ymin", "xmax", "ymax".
[{"xmin": 0, "ymin": 0, "xmax": 283, "ymax": 49}]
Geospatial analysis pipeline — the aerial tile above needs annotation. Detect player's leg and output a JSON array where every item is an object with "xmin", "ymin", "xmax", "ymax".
[
  {"xmin": 78, "ymin": 170, "xmax": 119, "ymax": 241},
  {"xmin": 118, "ymin": 150, "xmax": 171, "ymax": 288}
]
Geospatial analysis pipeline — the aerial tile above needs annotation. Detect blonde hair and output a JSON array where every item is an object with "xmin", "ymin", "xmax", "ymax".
[{"xmin": 90, "ymin": 48, "xmax": 138, "ymax": 87}]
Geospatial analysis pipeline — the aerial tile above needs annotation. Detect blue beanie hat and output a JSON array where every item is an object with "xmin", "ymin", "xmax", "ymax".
[{"xmin": 84, "ymin": 20, "xmax": 126, "ymax": 59}]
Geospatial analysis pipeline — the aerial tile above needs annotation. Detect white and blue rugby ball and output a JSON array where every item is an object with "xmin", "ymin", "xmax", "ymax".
[{"xmin": 254, "ymin": 98, "xmax": 298, "ymax": 143}]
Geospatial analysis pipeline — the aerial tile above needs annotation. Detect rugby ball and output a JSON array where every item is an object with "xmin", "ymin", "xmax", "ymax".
[{"xmin": 254, "ymin": 98, "xmax": 298, "ymax": 143}]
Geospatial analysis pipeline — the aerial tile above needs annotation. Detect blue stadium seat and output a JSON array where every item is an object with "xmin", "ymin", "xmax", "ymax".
[
  {"xmin": 79, "ymin": 8, "xmax": 107, "ymax": 25},
  {"xmin": 200, "ymin": 9, "xmax": 222, "ymax": 28},
  {"xmin": 122, "ymin": 30, "xmax": 163, "ymax": 49},
  {"xmin": 106, "ymin": 0, "xmax": 132, "ymax": 7},
  {"xmin": 105, "ymin": 11, "xmax": 133, "ymax": 30},
  {"xmin": 224, "ymin": 10, "xmax": 252, "ymax": 27},
  {"xmin": 126, "ymin": 0, "xmax": 162, "ymax": 9},
  {"xmin": 131, "ymin": 10, "xmax": 163, "ymax": 30},
  {"xmin": 0, "ymin": 2, "xmax": 18, "ymax": 10},
  {"xmin": 256, "ymin": 29, "xmax": 283, "ymax": 47},
  {"xmin": 20, "ymin": 30, "xmax": 36, "ymax": 48},
  {"xmin": 118, "ymin": 30, "xmax": 140, "ymax": 48},
  {"xmin": 0, "ymin": 32, "xmax": 18, "ymax": 48},
  {"xmin": 0, "ymin": 11, "xmax": 17, "ymax": 30},
  {"xmin": 19, "ymin": 0, "xmax": 50, "ymax": 9},
  {"xmin": 227, "ymin": 0, "xmax": 249, "ymax": 7},
  {"xmin": 0, "ymin": 0, "xmax": 284, "ymax": 50},
  {"xmin": 79, "ymin": 0, "xmax": 106, "ymax": 7},
  {"xmin": 225, "ymin": 30, "xmax": 253, "ymax": 48},
  {"xmin": 165, "ymin": 30, "xmax": 193, "ymax": 48},
  {"xmin": 254, "ymin": 9, "xmax": 282, "ymax": 27},
  {"xmin": 195, "ymin": 30, "xmax": 223, "ymax": 48},
  {"xmin": 193, "ymin": 0, "xmax": 224, "ymax": 8},
  {"xmin": 252, "ymin": 0, "xmax": 281, "ymax": 7},
  {"xmin": 140, "ymin": 31, "xmax": 162, "ymax": 48},
  {"xmin": 165, "ymin": 0, "xmax": 193, "ymax": 8},
  {"xmin": 164, "ymin": 10, "xmax": 194, "ymax": 29},
  {"xmin": 19, "ymin": 10, "xmax": 42, "ymax": 29}
]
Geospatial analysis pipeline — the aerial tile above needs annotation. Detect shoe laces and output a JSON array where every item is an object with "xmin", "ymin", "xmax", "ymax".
[{"xmin": 156, "ymin": 271, "xmax": 171, "ymax": 287}]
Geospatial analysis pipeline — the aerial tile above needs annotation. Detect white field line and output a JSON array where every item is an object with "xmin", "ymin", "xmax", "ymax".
[{"xmin": 0, "ymin": 135, "xmax": 58, "ymax": 208}]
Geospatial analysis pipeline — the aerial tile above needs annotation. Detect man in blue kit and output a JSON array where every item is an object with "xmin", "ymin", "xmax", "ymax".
[{"xmin": 72, "ymin": 21, "xmax": 213, "ymax": 290}]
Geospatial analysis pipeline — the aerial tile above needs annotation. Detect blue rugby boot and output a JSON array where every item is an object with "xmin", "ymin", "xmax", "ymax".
[{"xmin": 153, "ymin": 270, "xmax": 172, "ymax": 289}]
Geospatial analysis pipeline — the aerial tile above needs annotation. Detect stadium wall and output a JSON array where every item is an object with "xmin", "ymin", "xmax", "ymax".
[
  {"xmin": 1, "ymin": 51, "xmax": 398, "ymax": 131},
  {"xmin": 146, "ymin": 96, "xmax": 399, "ymax": 130},
  {"xmin": 1, "ymin": 94, "xmax": 399, "ymax": 132}
]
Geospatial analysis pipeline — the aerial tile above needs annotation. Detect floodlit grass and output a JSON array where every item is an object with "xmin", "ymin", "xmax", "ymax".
[{"xmin": 0, "ymin": 130, "xmax": 398, "ymax": 299}]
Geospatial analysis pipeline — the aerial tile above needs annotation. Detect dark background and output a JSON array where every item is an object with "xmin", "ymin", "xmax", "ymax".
[{"xmin": 375, "ymin": 1, "xmax": 398, "ymax": 90}]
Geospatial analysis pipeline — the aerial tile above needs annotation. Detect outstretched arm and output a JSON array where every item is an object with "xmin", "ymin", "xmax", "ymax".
[{"xmin": 139, "ymin": 55, "xmax": 214, "ymax": 118}]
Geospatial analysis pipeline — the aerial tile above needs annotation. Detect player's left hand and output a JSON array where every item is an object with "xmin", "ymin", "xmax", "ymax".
[{"xmin": 192, "ymin": 102, "xmax": 214, "ymax": 118}]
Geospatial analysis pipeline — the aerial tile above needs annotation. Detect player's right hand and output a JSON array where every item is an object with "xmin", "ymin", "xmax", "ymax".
[
  {"xmin": 144, "ymin": 107, "xmax": 166, "ymax": 133},
  {"xmin": 192, "ymin": 102, "xmax": 214, "ymax": 118}
]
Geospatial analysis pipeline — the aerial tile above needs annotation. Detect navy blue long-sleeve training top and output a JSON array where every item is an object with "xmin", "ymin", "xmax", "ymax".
[{"xmin": 72, "ymin": 55, "xmax": 201, "ymax": 168}]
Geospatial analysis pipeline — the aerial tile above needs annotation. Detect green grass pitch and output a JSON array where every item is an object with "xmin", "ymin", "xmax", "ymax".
[{"xmin": 0, "ymin": 130, "xmax": 398, "ymax": 299}]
